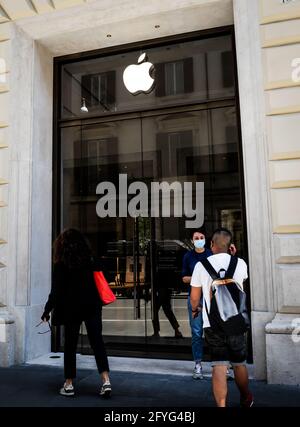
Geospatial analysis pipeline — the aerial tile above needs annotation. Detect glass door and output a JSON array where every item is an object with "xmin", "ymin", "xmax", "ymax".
[{"xmin": 141, "ymin": 110, "xmax": 210, "ymax": 354}]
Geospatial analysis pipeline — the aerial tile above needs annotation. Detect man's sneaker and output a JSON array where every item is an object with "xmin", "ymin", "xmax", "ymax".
[
  {"xmin": 193, "ymin": 363, "xmax": 204, "ymax": 380},
  {"xmin": 240, "ymin": 392, "xmax": 254, "ymax": 408},
  {"xmin": 59, "ymin": 382, "xmax": 75, "ymax": 396},
  {"xmin": 100, "ymin": 381, "xmax": 112, "ymax": 398}
]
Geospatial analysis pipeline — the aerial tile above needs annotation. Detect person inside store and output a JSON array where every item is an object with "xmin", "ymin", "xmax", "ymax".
[{"xmin": 152, "ymin": 248, "xmax": 183, "ymax": 339}]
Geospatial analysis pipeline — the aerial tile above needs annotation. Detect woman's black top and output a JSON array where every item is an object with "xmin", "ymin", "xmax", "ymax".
[{"xmin": 43, "ymin": 259, "xmax": 103, "ymax": 325}]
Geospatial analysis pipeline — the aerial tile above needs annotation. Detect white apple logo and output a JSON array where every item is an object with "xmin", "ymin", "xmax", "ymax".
[{"xmin": 123, "ymin": 53, "xmax": 155, "ymax": 95}]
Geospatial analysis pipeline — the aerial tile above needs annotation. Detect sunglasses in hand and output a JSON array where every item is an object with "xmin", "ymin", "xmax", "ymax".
[{"xmin": 35, "ymin": 320, "xmax": 52, "ymax": 334}]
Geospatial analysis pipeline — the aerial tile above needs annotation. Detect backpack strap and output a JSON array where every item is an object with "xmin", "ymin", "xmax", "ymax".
[
  {"xmin": 225, "ymin": 256, "xmax": 238, "ymax": 279},
  {"xmin": 200, "ymin": 258, "xmax": 219, "ymax": 280}
]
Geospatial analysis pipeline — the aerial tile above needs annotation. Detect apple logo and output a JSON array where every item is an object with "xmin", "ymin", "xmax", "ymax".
[{"xmin": 123, "ymin": 53, "xmax": 155, "ymax": 95}]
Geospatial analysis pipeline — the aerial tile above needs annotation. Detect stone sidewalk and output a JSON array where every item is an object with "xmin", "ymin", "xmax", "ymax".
[{"xmin": 0, "ymin": 356, "xmax": 299, "ymax": 407}]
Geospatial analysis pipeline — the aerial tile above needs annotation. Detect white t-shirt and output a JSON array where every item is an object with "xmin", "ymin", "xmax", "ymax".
[{"xmin": 190, "ymin": 253, "xmax": 248, "ymax": 329}]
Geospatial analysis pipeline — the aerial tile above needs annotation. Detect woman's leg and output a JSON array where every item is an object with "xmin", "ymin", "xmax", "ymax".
[
  {"xmin": 161, "ymin": 288, "xmax": 181, "ymax": 334},
  {"xmin": 152, "ymin": 288, "xmax": 162, "ymax": 336},
  {"xmin": 64, "ymin": 321, "xmax": 81, "ymax": 383},
  {"xmin": 84, "ymin": 311, "xmax": 110, "ymax": 381}
]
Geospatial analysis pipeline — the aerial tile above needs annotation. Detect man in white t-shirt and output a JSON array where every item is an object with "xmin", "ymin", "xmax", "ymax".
[{"xmin": 190, "ymin": 228, "xmax": 253, "ymax": 408}]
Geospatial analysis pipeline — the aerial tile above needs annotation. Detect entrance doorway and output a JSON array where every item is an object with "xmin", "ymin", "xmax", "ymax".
[{"xmin": 53, "ymin": 28, "xmax": 250, "ymax": 359}]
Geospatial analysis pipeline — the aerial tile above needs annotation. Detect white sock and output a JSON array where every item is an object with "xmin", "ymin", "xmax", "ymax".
[{"xmin": 64, "ymin": 382, "xmax": 73, "ymax": 389}]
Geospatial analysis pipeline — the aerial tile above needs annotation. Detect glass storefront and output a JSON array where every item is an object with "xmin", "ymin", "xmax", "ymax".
[{"xmin": 53, "ymin": 29, "xmax": 250, "ymax": 359}]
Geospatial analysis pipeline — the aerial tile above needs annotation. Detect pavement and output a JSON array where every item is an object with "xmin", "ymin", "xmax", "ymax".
[{"xmin": 0, "ymin": 355, "xmax": 300, "ymax": 408}]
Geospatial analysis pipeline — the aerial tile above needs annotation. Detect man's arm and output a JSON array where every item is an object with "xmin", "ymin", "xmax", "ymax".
[
  {"xmin": 190, "ymin": 286, "xmax": 202, "ymax": 318},
  {"xmin": 190, "ymin": 262, "xmax": 203, "ymax": 318},
  {"xmin": 242, "ymin": 260, "xmax": 249, "ymax": 291}
]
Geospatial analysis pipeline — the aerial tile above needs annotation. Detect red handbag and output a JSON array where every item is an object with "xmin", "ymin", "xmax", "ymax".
[{"xmin": 94, "ymin": 271, "xmax": 116, "ymax": 305}]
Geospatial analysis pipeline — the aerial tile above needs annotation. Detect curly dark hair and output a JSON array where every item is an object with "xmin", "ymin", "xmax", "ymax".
[{"xmin": 53, "ymin": 228, "xmax": 93, "ymax": 269}]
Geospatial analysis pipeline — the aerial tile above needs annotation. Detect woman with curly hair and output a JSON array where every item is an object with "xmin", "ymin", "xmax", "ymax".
[{"xmin": 41, "ymin": 228, "xmax": 111, "ymax": 398}]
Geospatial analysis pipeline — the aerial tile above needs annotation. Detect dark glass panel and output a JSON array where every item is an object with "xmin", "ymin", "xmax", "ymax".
[{"xmin": 61, "ymin": 35, "xmax": 234, "ymax": 119}]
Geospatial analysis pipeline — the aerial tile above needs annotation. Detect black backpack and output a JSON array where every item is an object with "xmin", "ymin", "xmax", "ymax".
[{"xmin": 200, "ymin": 256, "xmax": 250, "ymax": 336}]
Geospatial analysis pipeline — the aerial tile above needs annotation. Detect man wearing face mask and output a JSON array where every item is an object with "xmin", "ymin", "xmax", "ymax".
[{"xmin": 182, "ymin": 229, "xmax": 212, "ymax": 379}]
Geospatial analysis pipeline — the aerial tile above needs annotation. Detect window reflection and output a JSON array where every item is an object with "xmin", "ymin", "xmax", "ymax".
[
  {"xmin": 61, "ymin": 106, "xmax": 244, "ymax": 292},
  {"xmin": 61, "ymin": 36, "xmax": 235, "ymax": 118},
  {"xmin": 81, "ymin": 71, "xmax": 116, "ymax": 111}
]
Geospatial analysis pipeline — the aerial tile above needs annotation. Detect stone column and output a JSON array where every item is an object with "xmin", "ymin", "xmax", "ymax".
[
  {"xmin": 234, "ymin": 0, "xmax": 300, "ymax": 385},
  {"xmin": 0, "ymin": 15, "xmax": 14, "ymax": 365},
  {"xmin": 233, "ymin": 0, "xmax": 276, "ymax": 381},
  {"xmin": 0, "ymin": 20, "xmax": 53, "ymax": 365},
  {"xmin": 259, "ymin": 0, "xmax": 300, "ymax": 386}
]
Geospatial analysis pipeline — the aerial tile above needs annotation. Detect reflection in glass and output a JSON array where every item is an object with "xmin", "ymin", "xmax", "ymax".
[
  {"xmin": 61, "ymin": 106, "xmax": 243, "ymax": 343},
  {"xmin": 61, "ymin": 36, "xmax": 235, "ymax": 119},
  {"xmin": 57, "ymin": 31, "xmax": 246, "ymax": 357}
]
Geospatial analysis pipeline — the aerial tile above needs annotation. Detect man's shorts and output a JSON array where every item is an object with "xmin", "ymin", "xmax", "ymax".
[{"xmin": 204, "ymin": 327, "xmax": 247, "ymax": 367}]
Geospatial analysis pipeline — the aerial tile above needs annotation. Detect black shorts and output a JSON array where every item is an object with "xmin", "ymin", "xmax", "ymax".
[{"xmin": 204, "ymin": 327, "xmax": 247, "ymax": 366}]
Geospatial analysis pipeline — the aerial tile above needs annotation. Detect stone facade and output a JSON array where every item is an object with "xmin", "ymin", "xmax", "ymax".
[
  {"xmin": 0, "ymin": 18, "xmax": 12, "ymax": 365},
  {"xmin": 0, "ymin": 0, "xmax": 299, "ymax": 385},
  {"xmin": 259, "ymin": 0, "xmax": 300, "ymax": 385}
]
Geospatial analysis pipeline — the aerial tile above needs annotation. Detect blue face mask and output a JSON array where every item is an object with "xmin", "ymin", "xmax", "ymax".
[{"xmin": 194, "ymin": 239, "xmax": 205, "ymax": 249}]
